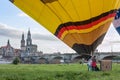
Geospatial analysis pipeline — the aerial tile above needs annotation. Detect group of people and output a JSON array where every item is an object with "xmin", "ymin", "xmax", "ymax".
[{"xmin": 87, "ymin": 56, "xmax": 100, "ymax": 71}]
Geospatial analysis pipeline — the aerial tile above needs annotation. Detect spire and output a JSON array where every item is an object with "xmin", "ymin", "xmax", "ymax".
[
  {"xmin": 26, "ymin": 28, "xmax": 32, "ymax": 46},
  {"xmin": 7, "ymin": 39, "xmax": 11, "ymax": 46},
  {"xmin": 21, "ymin": 33, "xmax": 25, "ymax": 47},
  {"xmin": 27, "ymin": 28, "xmax": 31, "ymax": 39},
  {"xmin": 28, "ymin": 28, "xmax": 31, "ymax": 35},
  {"xmin": 22, "ymin": 32, "xmax": 24, "ymax": 40}
]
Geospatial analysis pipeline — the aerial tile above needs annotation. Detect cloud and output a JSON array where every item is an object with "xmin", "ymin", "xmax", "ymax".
[
  {"xmin": 0, "ymin": 23, "xmax": 57, "ymax": 41},
  {"xmin": 0, "ymin": 23, "xmax": 21, "ymax": 39},
  {"xmin": 32, "ymin": 33, "xmax": 58, "ymax": 41}
]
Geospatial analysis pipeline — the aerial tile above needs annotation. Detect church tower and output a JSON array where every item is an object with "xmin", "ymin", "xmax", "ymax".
[
  {"xmin": 26, "ymin": 29, "xmax": 32, "ymax": 53},
  {"xmin": 26, "ymin": 29, "xmax": 32, "ymax": 46},
  {"xmin": 7, "ymin": 39, "xmax": 11, "ymax": 47},
  {"xmin": 21, "ymin": 33, "xmax": 26, "ymax": 51},
  {"xmin": 20, "ymin": 29, "xmax": 37, "ymax": 55},
  {"xmin": 5, "ymin": 39, "xmax": 14, "ymax": 57}
]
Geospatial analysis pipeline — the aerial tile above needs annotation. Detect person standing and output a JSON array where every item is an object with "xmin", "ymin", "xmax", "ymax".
[
  {"xmin": 87, "ymin": 57, "xmax": 92, "ymax": 71},
  {"xmin": 92, "ymin": 56, "xmax": 97, "ymax": 71}
]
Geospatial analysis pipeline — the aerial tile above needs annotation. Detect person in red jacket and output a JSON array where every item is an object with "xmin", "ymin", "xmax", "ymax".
[{"xmin": 91, "ymin": 56, "xmax": 97, "ymax": 71}]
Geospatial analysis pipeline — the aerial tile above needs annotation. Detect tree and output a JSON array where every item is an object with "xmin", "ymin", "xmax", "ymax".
[{"xmin": 12, "ymin": 57, "xmax": 20, "ymax": 65}]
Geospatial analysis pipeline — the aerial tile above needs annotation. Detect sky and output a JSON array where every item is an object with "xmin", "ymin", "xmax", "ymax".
[{"xmin": 0, "ymin": 0, "xmax": 120, "ymax": 53}]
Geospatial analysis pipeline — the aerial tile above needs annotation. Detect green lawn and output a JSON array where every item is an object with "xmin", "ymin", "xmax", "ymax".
[{"xmin": 0, "ymin": 63, "xmax": 120, "ymax": 80}]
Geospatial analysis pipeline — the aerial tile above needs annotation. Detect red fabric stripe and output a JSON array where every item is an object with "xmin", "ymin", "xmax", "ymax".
[{"xmin": 57, "ymin": 13, "xmax": 115, "ymax": 38}]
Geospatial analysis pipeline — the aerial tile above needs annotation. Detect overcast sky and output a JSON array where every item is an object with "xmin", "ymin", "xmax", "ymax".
[{"xmin": 0, "ymin": 0, "xmax": 120, "ymax": 53}]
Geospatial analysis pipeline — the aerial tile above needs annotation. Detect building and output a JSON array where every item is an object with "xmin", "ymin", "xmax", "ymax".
[
  {"xmin": 0, "ymin": 29, "xmax": 42, "ymax": 62},
  {"xmin": 0, "ymin": 40, "xmax": 15, "ymax": 59},
  {"xmin": 21, "ymin": 29, "xmax": 38, "ymax": 56}
]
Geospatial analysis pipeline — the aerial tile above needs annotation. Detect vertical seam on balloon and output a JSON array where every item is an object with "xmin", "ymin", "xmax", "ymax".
[
  {"xmin": 58, "ymin": 1, "xmax": 80, "ymax": 43},
  {"xmin": 43, "ymin": 1, "xmax": 73, "ymax": 42},
  {"xmin": 42, "ymin": 2, "xmax": 68, "ymax": 36},
  {"xmin": 70, "ymin": 0, "xmax": 84, "ymax": 45},
  {"xmin": 116, "ymin": 0, "xmax": 120, "ymax": 9},
  {"xmin": 109, "ymin": 1, "xmax": 115, "ymax": 20},
  {"xmin": 87, "ymin": 0, "xmax": 93, "ymax": 54},
  {"xmin": 42, "ymin": 2, "xmax": 63, "ymax": 23},
  {"xmin": 111, "ymin": 0, "xmax": 116, "ymax": 10},
  {"xmin": 57, "ymin": 1, "xmax": 80, "ymax": 44},
  {"xmin": 58, "ymin": 1, "xmax": 73, "ymax": 20},
  {"xmin": 51, "ymin": 1, "xmax": 68, "ymax": 39},
  {"xmin": 70, "ymin": 0, "xmax": 81, "ymax": 20},
  {"xmin": 96, "ymin": 0, "xmax": 104, "ymax": 55}
]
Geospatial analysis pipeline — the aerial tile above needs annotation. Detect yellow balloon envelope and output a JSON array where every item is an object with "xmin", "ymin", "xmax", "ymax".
[{"xmin": 9, "ymin": 0, "xmax": 120, "ymax": 55}]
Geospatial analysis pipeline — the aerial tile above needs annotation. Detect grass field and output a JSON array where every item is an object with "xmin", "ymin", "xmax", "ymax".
[{"xmin": 0, "ymin": 63, "xmax": 120, "ymax": 80}]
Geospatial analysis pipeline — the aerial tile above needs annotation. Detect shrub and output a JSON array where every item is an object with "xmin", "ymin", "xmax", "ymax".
[{"xmin": 12, "ymin": 57, "xmax": 20, "ymax": 65}]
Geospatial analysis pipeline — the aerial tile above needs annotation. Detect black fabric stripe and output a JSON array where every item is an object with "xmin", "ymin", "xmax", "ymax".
[
  {"xmin": 72, "ymin": 33, "xmax": 106, "ymax": 55},
  {"xmin": 9, "ymin": 0, "xmax": 14, "ymax": 3},
  {"xmin": 41, "ymin": 0, "xmax": 58, "ymax": 3},
  {"xmin": 54, "ymin": 10, "xmax": 116, "ymax": 36}
]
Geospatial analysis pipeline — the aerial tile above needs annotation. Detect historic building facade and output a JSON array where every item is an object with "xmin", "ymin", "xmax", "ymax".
[
  {"xmin": 21, "ymin": 29, "xmax": 38, "ymax": 56},
  {"xmin": 0, "ymin": 40, "xmax": 15, "ymax": 58}
]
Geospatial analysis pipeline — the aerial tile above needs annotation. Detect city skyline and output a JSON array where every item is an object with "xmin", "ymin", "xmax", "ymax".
[{"xmin": 0, "ymin": 0, "xmax": 120, "ymax": 53}]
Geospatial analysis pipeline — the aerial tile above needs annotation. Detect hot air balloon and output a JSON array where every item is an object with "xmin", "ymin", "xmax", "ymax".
[
  {"xmin": 9, "ymin": 0, "xmax": 120, "ymax": 55},
  {"xmin": 113, "ymin": 8, "xmax": 120, "ymax": 35}
]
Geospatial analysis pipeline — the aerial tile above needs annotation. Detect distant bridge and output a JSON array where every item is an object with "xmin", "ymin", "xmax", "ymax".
[
  {"xmin": 94, "ymin": 52, "xmax": 120, "ymax": 60},
  {"xmin": 43, "ymin": 52, "xmax": 120, "ymax": 61},
  {"xmin": 20, "ymin": 52, "xmax": 120, "ymax": 64}
]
